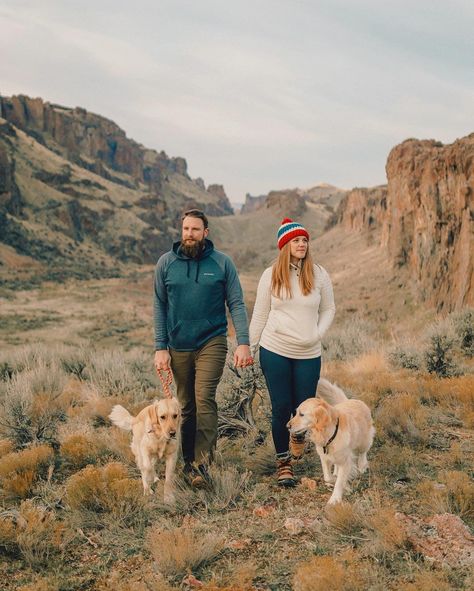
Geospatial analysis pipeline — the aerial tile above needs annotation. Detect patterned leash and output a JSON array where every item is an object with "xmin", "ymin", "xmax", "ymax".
[{"xmin": 157, "ymin": 368, "xmax": 173, "ymax": 399}]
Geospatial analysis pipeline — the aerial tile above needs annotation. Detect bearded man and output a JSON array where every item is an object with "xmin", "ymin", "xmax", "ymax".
[{"xmin": 153, "ymin": 209, "xmax": 252, "ymax": 486}]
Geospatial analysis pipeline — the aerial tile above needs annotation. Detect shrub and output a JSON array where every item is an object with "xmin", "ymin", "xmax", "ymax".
[
  {"xmin": 322, "ymin": 317, "xmax": 377, "ymax": 361},
  {"xmin": 65, "ymin": 462, "xmax": 146, "ymax": 526},
  {"xmin": 424, "ymin": 324, "xmax": 459, "ymax": 377},
  {"xmin": 452, "ymin": 308, "xmax": 474, "ymax": 357},
  {"xmin": 0, "ymin": 444, "xmax": 54, "ymax": 499},
  {"xmin": 389, "ymin": 344, "xmax": 423, "ymax": 371},
  {"xmin": 397, "ymin": 570, "xmax": 453, "ymax": 591},
  {"xmin": 0, "ymin": 361, "xmax": 68, "ymax": 448},
  {"xmin": 146, "ymin": 521, "xmax": 224, "ymax": 578},
  {"xmin": 83, "ymin": 350, "xmax": 152, "ymax": 398},
  {"xmin": 60, "ymin": 432, "xmax": 102, "ymax": 468}
]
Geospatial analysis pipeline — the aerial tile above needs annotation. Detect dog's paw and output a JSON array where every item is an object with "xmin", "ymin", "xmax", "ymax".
[
  {"xmin": 327, "ymin": 495, "xmax": 342, "ymax": 505},
  {"xmin": 324, "ymin": 477, "xmax": 336, "ymax": 488}
]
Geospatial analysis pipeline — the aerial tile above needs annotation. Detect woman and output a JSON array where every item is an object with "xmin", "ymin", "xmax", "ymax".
[{"xmin": 249, "ymin": 218, "xmax": 336, "ymax": 486}]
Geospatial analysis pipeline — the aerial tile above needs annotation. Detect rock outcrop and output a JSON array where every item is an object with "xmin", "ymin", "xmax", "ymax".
[
  {"xmin": 335, "ymin": 185, "xmax": 387, "ymax": 232},
  {"xmin": 264, "ymin": 190, "xmax": 307, "ymax": 218},
  {"xmin": 332, "ymin": 134, "xmax": 473, "ymax": 311},
  {"xmin": 383, "ymin": 134, "xmax": 474, "ymax": 310}
]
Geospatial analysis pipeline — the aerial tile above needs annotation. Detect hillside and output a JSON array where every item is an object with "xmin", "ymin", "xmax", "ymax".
[{"xmin": 0, "ymin": 95, "xmax": 233, "ymax": 286}]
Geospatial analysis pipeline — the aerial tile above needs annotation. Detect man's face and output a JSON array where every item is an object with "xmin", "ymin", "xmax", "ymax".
[{"xmin": 181, "ymin": 216, "xmax": 209, "ymax": 257}]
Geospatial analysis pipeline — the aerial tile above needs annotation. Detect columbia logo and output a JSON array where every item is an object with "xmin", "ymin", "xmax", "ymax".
[{"xmin": 203, "ymin": 273, "xmax": 215, "ymax": 276}]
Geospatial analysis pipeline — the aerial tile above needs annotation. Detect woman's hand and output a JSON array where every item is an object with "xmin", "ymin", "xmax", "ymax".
[{"xmin": 234, "ymin": 345, "xmax": 254, "ymax": 368}]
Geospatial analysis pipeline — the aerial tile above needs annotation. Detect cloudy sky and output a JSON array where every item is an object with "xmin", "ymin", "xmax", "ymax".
[{"xmin": 1, "ymin": 0, "xmax": 473, "ymax": 201}]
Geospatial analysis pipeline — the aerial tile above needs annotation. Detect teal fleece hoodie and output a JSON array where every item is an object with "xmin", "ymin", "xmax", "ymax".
[{"xmin": 153, "ymin": 239, "xmax": 250, "ymax": 351}]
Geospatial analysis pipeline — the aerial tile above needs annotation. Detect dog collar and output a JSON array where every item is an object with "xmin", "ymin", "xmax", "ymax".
[{"xmin": 323, "ymin": 418, "xmax": 339, "ymax": 454}]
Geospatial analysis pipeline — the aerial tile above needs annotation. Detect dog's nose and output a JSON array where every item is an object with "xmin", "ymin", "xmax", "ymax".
[{"xmin": 169, "ymin": 430, "xmax": 176, "ymax": 437}]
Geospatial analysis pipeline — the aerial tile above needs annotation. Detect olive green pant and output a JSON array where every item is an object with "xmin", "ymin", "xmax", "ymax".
[{"xmin": 170, "ymin": 335, "xmax": 227, "ymax": 465}]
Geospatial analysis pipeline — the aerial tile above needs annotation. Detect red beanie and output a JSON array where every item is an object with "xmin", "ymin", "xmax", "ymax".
[{"xmin": 277, "ymin": 218, "xmax": 310, "ymax": 250}]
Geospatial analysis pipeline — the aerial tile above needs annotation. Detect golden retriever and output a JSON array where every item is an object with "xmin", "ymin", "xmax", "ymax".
[
  {"xmin": 288, "ymin": 379, "xmax": 375, "ymax": 504},
  {"xmin": 109, "ymin": 398, "xmax": 181, "ymax": 503}
]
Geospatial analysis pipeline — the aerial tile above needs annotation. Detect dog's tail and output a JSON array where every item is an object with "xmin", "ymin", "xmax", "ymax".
[
  {"xmin": 109, "ymin": 405, "xmax": 133, "ymax": 431},
  {"xmin": 316, "ymin": 378, "xmax": 348, "ymax": 405}
]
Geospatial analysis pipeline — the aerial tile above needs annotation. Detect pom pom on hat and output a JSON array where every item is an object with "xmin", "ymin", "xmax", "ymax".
[{"xmin": 277, "ymin": 218, "xmax": 310, "ymax": 250}]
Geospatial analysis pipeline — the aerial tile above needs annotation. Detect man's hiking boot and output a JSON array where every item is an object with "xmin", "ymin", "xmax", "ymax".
[
  {"xmin": 276, "ymin": 457, "xmax": 296, "ymax": 487},
  {"xmin": 290, "ymin": 432, "xmax": 306, "ymax": 460},
  {"xmin": 183, "ymin": 462, "xmax": 211, "ymax": 489}
]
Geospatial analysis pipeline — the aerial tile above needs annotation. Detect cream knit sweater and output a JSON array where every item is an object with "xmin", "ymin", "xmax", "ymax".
[{"xmin": 249, "ymin": 263, "xmax": 335, "ymax": 359}]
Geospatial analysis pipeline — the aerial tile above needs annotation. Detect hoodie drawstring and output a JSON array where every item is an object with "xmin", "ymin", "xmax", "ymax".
[{"xmin": 195, "ymin": 260, "xmax": 199, "ymax": 283}]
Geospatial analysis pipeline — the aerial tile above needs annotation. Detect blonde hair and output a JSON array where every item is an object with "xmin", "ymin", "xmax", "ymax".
[{"xmin": 271, "ymin": 242, "xmax": 314, "ymax": 298}]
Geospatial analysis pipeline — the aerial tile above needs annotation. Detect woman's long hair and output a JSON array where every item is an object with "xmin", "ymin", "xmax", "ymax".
[{"xmin": 271, "ymin": 242, "xmax": 314, "ymax": 298}]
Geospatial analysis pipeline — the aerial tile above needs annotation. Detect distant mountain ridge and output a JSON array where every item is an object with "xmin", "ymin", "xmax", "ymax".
[{"xmin": 0, "ymin": 95, "xmax": 233, "ymax": 284}]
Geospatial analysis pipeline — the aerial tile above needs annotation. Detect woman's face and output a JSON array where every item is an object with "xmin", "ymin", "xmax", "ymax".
[{"xmin": 289, "ymin": 236, "xmax": 308, "ymax": 261}]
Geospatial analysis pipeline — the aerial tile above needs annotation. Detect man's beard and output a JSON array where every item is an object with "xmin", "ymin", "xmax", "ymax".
[{"xmin": 180, "ymin": 238, "xmax": 205, "ymax": 258}]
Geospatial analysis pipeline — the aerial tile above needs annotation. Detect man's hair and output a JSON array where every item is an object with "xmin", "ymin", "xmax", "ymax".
[{"xmin": 181, "ymin": 209, "xmax": 209, "ymax": 229}]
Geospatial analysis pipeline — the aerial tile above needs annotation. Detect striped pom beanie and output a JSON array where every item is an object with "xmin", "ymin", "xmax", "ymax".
[{"xmin": 277, "ymin": 218, "xmax": 309, "ymax": 250}]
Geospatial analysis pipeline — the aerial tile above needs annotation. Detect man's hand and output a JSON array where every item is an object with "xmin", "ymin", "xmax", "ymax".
[
  {"xmin": 154, "ymin": 349, "xmax": 171, "ymax": 372},
  {"xmin": 234, "ymin": 344, "xmax": 253, "ymax": 368}
]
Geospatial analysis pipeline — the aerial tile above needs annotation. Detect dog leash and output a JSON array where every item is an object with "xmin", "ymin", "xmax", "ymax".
[{"xmin": 157, "ymin": 368, "xmax": 173, "ymax": 399}]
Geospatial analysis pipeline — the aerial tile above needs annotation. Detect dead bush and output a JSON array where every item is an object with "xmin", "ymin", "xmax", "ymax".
[
  {"xmin": 146, "ymin": 521, "xmax": 224, "ymax": 578},
  {"xmin": 0, "ymin": 444, "xmax": 54, "ymax": 499},
  {"xmin": 364, "ymin": 506, "xmax": 408, "ymax": 556}
]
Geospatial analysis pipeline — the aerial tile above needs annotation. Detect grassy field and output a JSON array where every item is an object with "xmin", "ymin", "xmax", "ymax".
[{"xmin": 0, "ymin": 273, "xmax": 473, "ymax": 590}]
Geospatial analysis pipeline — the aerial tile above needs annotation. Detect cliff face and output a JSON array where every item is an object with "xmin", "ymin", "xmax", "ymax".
[
  {"xmin": 335, "ymin": 186, "xmax": 387, "ymax": 232},
  {"xmin": 0, "ymin": 95, "xmax": 233, "ymax": 283},
  {"xmin": 334, "ymin": 134, "xmax": 473, "ymax": 311},
  {"xmin": 382, "ymin": 134, "xmax": 474, "ymax": 310}
]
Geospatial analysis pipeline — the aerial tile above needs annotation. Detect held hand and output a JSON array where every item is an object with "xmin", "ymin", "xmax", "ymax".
[
  {"xmin": 154, "ymin": 349, "xmax": 171, "ymax": 373},
  {"xmin": 234, "ymin": 344, "xmax": 254, "ymax": 368}
]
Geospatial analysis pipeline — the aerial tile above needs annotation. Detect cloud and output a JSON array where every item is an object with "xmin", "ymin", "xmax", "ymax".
[{"xmin": 1, "ymin": 0, "xmax": 473, "ymax": 198}]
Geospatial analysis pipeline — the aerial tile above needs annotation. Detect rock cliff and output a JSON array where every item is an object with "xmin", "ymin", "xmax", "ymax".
[
  {"xmin": 333, "ymin": 134, "xmax": 473, "ymax": 311},
  {"xmin": 382, "ymin": 134, "xmax": 473, "ymax": 310}
]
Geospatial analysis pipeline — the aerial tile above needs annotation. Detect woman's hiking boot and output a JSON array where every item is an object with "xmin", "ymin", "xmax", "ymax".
[
  {"xmin": 290, "ymin": 432, "xmax": 306, "ymax": 460},
  {"xmin": 276, "ymin": 455, "xmax": 296, "ymax": 487}
]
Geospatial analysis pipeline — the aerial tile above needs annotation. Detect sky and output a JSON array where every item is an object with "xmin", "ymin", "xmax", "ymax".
[{"xmin": 1, "ymin": 0, "xmax": 473, "ymax": 202}]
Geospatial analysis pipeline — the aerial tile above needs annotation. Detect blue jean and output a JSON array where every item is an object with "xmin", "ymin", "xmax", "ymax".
[{"xmin": 259, "ymin": 347, "xmax": 321, "ymax": 455}]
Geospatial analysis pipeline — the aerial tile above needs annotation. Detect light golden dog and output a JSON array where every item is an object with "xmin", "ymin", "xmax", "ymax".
[
  {"xmin": 288, "ymin": 379, "xmax": 375, "ymax": 504},
  {"xmin": 109, "ymin": 398, "xmax": 181, "ymax": 503}
]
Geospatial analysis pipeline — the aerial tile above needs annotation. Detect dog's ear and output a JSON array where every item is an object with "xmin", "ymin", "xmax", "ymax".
[{"xmin": 312, "ymin": 405, "xmax": 331, "ymax": 430}]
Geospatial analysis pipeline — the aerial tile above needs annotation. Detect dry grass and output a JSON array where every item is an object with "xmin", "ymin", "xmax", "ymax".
[
  {"xmin": 0, "ymin": 499, "xmax": 68, "ymax": 567},
  {"xmin": 396, "ymin": 569, "xmax": 454, "ymax": 591},
  {"xmin": 375, "ymin": 392, "xmax": 428, "ymax": 444},
  {"xmin": 0, "ymin": 438, "xmax": 14, "ymax": 457},
  {"xmin": 0, "ymin": 444, "xmax": 54, "ymax": 499},
  {"xmin": 417, "ymin": 471, "xmax": 474, "ymax": 520},
  {"xmin": 293, "ymin": 552, "xmax": 373, "ymax": 591},
  {"xmin": 146, "ymin": 521, "xmax": 225, "ymax": 579}
]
